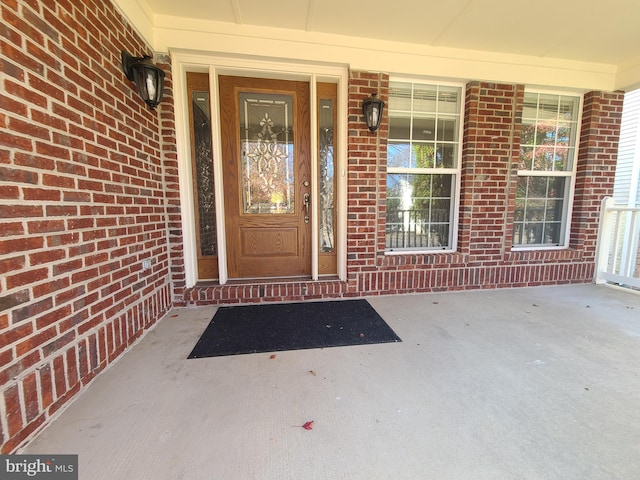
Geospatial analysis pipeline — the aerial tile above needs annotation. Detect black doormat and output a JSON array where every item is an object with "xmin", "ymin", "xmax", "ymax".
[{"xmin": 187, "ymin": 299, "xmax": 401, "ymax": 358}]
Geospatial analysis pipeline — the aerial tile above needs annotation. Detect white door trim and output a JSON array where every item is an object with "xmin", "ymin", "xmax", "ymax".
[{"xmin": 171, "ymin": 50, "xmax": 348, "ymax": 287}]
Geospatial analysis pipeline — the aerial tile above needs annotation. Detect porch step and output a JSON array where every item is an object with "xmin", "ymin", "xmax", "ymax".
[{"xmin": 184, "ymin": 277, "xmax": 350, "ymax": 305}]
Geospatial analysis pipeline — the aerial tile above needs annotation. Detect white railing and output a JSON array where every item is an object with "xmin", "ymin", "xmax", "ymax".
[{"xmin": 596, "ymin": 197, "xmax": 640, "ymax": 289}]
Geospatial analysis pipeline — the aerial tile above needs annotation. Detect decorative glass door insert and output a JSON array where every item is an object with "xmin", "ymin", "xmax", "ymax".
[{"xmin": 240, "ymin": 93, "xmax": 295, "ymax": 214}]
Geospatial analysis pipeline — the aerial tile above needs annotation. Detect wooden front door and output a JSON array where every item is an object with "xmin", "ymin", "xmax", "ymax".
[{"xmin": 219, "ymin": 76, "xmax": 311, "ymax": 279}]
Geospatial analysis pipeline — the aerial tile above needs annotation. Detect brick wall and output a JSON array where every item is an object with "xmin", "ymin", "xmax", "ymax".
[
  {"xmin": 185, "ymin": 75, "xmax": 623, "ymax": 303},
  {"xmin": 349, "ymin": 77, "xmax": 624, "ymax": 296},
  {"xmin": 347, "ymin": 71, "xmax": 390, "ymax": 292},
  {"xmin": 461, "ymin": 82, "xmax": 522, "ymax": 261},
  {"xmin": 0, "ymin": 0, "xmax": 173, "ymax": 452},
  {"xmin": 572, "ymin": 91, "xmax": 626, "ymax": 256}
]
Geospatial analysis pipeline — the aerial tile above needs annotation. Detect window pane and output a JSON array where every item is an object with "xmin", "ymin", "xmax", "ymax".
[
  {"xmin": 437, "ymin": 117, "xmax": 458, "ymax": 142},
  {"xmin": 559, "ymin": 96, "xmax": 579, "ymax": 121},
  {"xmin": 525, "ymin": 199, "xmax": 545, "ymax": 221},
  {"xmin": 539, "ymin": 126, "xmax": 558, "ymax": 146},
  {"xmin": 437, "ymin": 144, "xmax": 456, "ymax": 168},
  {"xmin": 412, "ymin": 84, "xmax": 437, "ymax": 112},
  {"xmin": 386, "ymin": 173, "xmax": 453, "ymax": 249},
  {"xmin": 533, "ymin": 148, "xmax": 553, "ymax": 171},
  {"xmin": 556, "ymin": 123, "xmax": 572, "ymax": 146},
  {"xmin": 538, "ymin": 94, "xmax": 560, "ymax": 121},
  {"xmin": 388, "ymin": 142, "xmax": 411, "ymax": 168},
  {"xmin": 438, "ymin": 86, "xmax": 460, "ymax": 114},
  {"xmin": 554, "ymin": 148, "xmax": 570, "ymax": 171},
  {"xmin": 546, "ymin": 223, "xmax": 562, "ymax": 244},
  {"xmin": 414, "ymin": 144, "xmax": 435, "ymax": 168},
  {"xmin": 527, "ymin": 176, "xmax": 549, "ymax": 198},
  {"xmin": 521, "ymin": 121, "xmax": 536, "ymax": 145},
  {"xmin": 389, "ymin": 113, "xmax": 411, "ymax": 140},
  {"xmin": 520, "ymin": 146, "xmax": 534, "ymax": 170},
  {"xmin": 523, "ymin": 93, "xmax": 538, "ymax": 117},
  {"xmin": 388, "ymin": 82, "xmax": 412, "ymax": 111},
  {"xmin": 412, "ymin": 115, "xmax": 436, "ymax": 141},
  {"xmin": 513, "ymin": 175, "xmax": 568, "ymax": 247},
  {"xmin": 545, "ymin": 199, "xmax": 563, "ymax": 222},
  {"xmin": 548, "ymin": 176, "xmax": 566, "ymax": 198}
]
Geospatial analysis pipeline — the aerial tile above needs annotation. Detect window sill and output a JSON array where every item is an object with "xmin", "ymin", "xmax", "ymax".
[
  {"xmin": 378, "ymin": 251, "xmax": 467, "ymax": 267},
  {"xmin": 385, "ymin": 248, "xmax": 456, "ymax": 255},
  {"xmin": 506, "ymin": 248, "xmax": 583, "ymax": 263}
]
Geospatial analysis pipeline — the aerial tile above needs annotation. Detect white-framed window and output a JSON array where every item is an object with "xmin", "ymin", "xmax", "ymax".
[
  {"xmin": 386, "ymin": 80, "xmax": 463, "ymax": 252},
  {"xmin": 514, "ymin": 91, "xmax": 582, "ymax": 248}
]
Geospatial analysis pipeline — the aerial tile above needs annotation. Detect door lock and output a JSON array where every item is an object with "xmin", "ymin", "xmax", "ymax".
[{"xmin": 303, "ymin": 193, "xmax": 310, "ymax": 223}]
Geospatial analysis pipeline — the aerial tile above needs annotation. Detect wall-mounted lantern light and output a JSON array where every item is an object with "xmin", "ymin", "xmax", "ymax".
[
  {"xmin": 121, "ymin": 51, "xmax": 165, "ymax": 110},
  {"xmin": 362, "ymin": 93, "xmax": 385, "ymax": 132}
]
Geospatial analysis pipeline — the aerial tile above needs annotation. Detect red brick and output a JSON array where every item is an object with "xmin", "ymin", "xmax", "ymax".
[
  {"xmin": 6, "ymin": 268, "xmax": 49, "ymax": 290},
  {"xmin": 38, "ymin": 364, "xmax": 53, "ymax": 410},
  {"xmin": 23, "ymin": 187, "xmax": 61, "ymax": 201},
  {"xmin": 3, "ymin": 385, "xmax": 23, "ymax": 437},
  {"xmin": 0, "ymin": 236, "xmax": 44, "ymax": 255},
  {"xmin": 42, "ymin": 173, "xmax": 75, "ymax": 189},
  {"xmin": 22, "ymin": 372, "xmax": 39, "ymax": 422},
  {"xmin": 0, "ymin": 222, "xmax": 24, "ymax": 236},
  {"xmin": 35, "ymin": 305, "xmax": 73, "ymax": 330},
  {"xmin": 65, "ymin": 347, "xmax": 79, "ymax": 388},
  {"xmin": 0, "ymin": 166, "xmax": 38, "ymax": 184},
  {"xmin": 32, "ymin": 277, "xmax": 69, "ymax": 298}
]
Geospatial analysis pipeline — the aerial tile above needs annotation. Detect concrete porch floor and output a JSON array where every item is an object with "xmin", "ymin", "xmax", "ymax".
[{"xmin": 22, "ymin": 284, "xmax": 640, "ymax": 480}]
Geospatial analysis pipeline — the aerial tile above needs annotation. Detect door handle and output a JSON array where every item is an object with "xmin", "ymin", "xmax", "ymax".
[{"xmin": 303, "ymin": 193, "xmax": 310, "ymax": 224}]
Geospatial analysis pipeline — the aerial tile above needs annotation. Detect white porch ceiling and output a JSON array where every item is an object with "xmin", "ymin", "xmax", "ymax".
[{"xmin": 148, "ymin": 0, "xmax": 640, "ymax": 66}]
